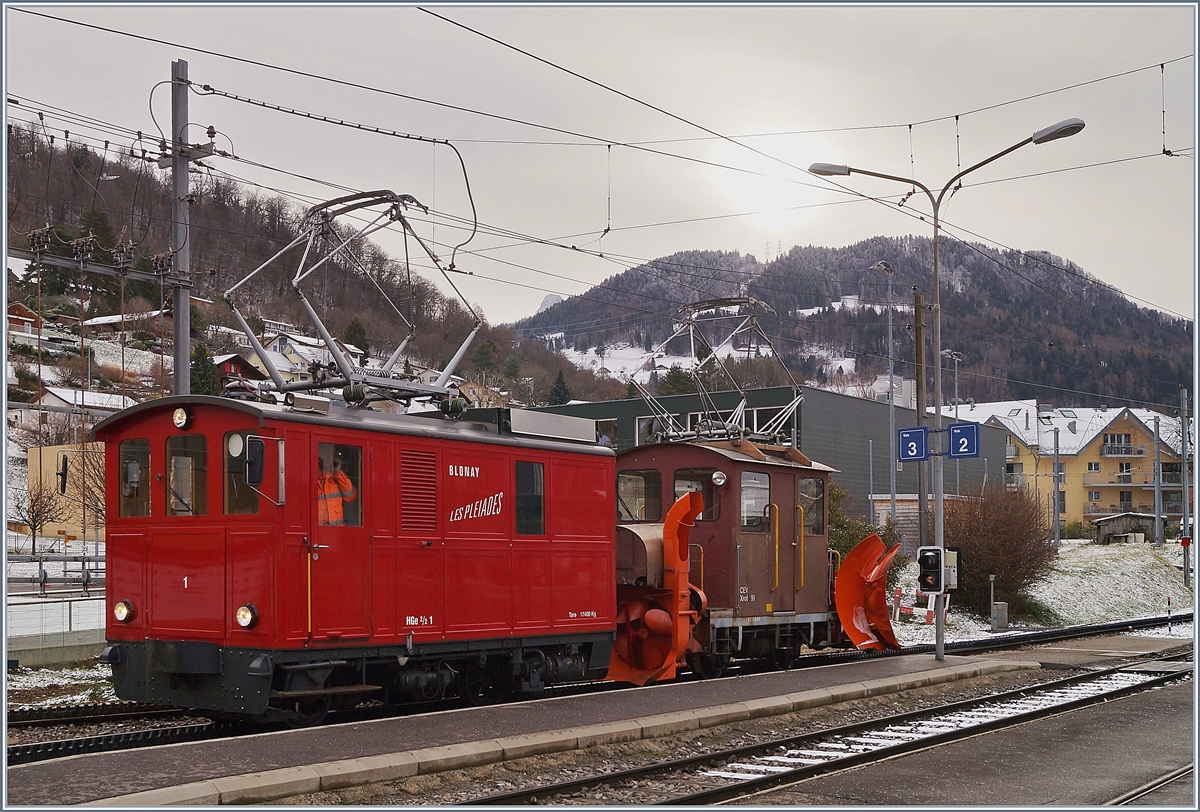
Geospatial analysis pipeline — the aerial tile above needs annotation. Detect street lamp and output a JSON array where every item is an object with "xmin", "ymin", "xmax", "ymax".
[
  {"xmin": 811, "ymin": 117, "xmax": 1085, "ymax": 661},
  {"xmin": 870, "ymin": 260, "xmax": 897, "ymax": 526}
]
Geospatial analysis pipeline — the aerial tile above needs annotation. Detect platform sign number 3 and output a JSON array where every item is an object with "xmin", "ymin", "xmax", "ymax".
[{"xmin": 897, "ymin": 427, "xmax": 929, "ymax": 462}]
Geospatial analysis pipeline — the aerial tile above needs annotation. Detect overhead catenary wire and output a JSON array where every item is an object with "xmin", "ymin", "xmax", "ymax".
[{"xmin": 11, "ymin": 88, "xmax": 1190, "ymax": 403}]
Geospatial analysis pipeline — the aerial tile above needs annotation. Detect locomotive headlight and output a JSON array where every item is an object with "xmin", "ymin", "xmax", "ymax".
[
  {"xmin": 172, "ymin": 406, "xmax": 194, "ymax": 430},
  {"xmin": 235, "ymin": 604, "xmax": 259, "ymax": 629},
  {"xmin": 711, "ymin": 470, "xmax": 728, "ymax": 487},
  {"xmin": 113, "ymin": 600, "xmax": 136, "ymax": 623}
]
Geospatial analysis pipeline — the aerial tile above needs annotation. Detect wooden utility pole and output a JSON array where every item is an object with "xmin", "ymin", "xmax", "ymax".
[{"xmin": 914, "ymin": 289, "xmax": 927, "ymax": 548}]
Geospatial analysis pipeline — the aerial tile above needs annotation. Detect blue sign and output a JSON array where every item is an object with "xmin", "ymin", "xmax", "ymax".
[
  {"xmin": 947, "ymin": 422, "xmax": 980, "ymax": 458},
  {"xmin": 898, "ymin": 426, "xmax": 929, "ymax": 461}
]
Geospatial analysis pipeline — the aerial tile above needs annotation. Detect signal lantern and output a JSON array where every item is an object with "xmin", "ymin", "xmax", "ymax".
[{"xmin": 916, "ymin": 546, "xmax": 944, "ymax": 595}]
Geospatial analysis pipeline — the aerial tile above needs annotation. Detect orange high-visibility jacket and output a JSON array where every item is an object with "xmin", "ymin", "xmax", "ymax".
[{"xmin": 317, "ymin": 470, "xmax": 356, "ymax": 525}]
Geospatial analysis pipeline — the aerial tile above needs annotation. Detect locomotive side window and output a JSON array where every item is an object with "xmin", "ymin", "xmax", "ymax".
[
  {"xmin": 166, "ymin": 435, "xmax": 207, "ymax": 516},
  {"xmin": 740, "ymin": 471, "xmax": 770, "ymax": 532},
  {"xmin": 317, "ymin": 443, "xmax": 361, "ymax": 527},
  {"xmin": 119, "ymin": 439, "xmax": 151, "ymax": 517},
  {"xmin": 674, "ymin": 468, "xmax": 721, "ymax": 521},
  {"xmin": 515, "ymin": 460, "xmax": 545, "ymax": 535},
  {"xmin": 617, "ymin": 470, "xmax": 661, "ymax": 522},
  {"xmin": 797, "ymin": 477, "xmax": 825, "ymax": 535},
  {"xmin": 224, "ymin": 431, "xmax": 260, "ymax": 515}
]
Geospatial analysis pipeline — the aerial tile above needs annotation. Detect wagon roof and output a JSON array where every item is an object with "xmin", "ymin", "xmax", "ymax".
[{"xmin": 92, "ymin": 395, "xmax": 614, "ymax": 457}]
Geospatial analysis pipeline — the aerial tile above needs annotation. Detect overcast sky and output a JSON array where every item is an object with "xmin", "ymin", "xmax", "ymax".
[{"xmin": 4, "ymin": 3, "xmax": 1196, "ymax": 327}]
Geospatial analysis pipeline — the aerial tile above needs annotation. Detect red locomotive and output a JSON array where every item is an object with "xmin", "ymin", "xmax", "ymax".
[
  {"xmin": 93, "ymin": 193, "xmax": 898, "ymax": 725},
  {"xmin": 94, "ymin": 395, "xmax": 898, "ymax": 725}
]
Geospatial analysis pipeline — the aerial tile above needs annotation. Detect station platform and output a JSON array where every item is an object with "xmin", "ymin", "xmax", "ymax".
[{"xmin": 7, "ymin": 651, "xmax": 1040, "ymax": 806}]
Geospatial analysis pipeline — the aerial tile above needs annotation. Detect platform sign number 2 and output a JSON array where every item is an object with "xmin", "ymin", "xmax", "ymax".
[{"xmin": 947, "ymin": 422, "xmax": 980, "ymax": 458}]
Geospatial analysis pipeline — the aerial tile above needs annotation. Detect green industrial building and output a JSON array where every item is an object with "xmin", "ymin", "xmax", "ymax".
[{"xmin": 536, "ymin": 385, "xmax": 1006, "ymax": 553}]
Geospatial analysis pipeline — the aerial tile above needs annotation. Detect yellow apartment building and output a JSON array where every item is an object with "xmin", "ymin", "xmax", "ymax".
[{"xmin": 945, "ymin": 400, "xmax": 1187, "ymax": 532}]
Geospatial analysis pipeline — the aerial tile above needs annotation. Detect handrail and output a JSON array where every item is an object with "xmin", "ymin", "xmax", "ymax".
[
  {"xmin": 768, "ymin": 503, "xmax": 780, "ymax": 591},
  {"xmin": 688, "ymin": 543, "xmax": 705, "ymax": 591},
  {"xmin": 796, "ymin": 505, "xmax": 806, "ymax": 591}
]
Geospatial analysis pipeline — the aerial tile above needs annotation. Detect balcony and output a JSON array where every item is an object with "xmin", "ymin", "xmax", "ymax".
[
  {"xmin": 1004, "ymin": 473, "xmax": 1026, "ymax": 489},
  {"xmin": 1082, "ymin": 472, "xmax": 1182, "ymax": 488},
  {"xmin": 1005, "ymin": 444, "xmax": 1019, "ymax": 460},
  {"xmin": 1101, "ymin": 444, "xmax": 1145, "ymax": 457}
]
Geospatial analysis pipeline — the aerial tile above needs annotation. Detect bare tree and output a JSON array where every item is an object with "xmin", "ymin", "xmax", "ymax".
[
  {"xmin": 942, "ymin": 484, "xmax": 1055, "ymax": 618},
  {"xmin": 11, "ymin": 476, "xmax": 68, "ymax": 555},
  {"xmin": 66, "ymin": 442, "xmax": 106, "ymax": 533}
]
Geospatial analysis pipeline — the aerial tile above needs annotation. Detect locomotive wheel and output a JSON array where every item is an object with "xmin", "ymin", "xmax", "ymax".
[
  {"xmin": 770, "ymin": 646, "xmax": 798, "ymax": 671},
  {"xmin": 688, "ymin": 652, "xmax": 730, "ymax": 680},
  {"xmin": 285, "ymin": 695, "xmax": 332, "ymax": 728},
  {"xmin": 457, "ymin": 662, "xmax": 508, "ymax": 707}
]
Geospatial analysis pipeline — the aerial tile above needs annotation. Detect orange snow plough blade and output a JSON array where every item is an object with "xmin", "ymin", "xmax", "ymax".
[
  {"xmin": 606, "ymin": 491, "xmax": 704, "ymax": 686},
  {"xmin": 834, "ymin": 533, "xmax": 901, "ymax": 651}
]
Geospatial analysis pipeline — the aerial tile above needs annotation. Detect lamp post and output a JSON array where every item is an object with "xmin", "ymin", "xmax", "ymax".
[
  {"xmin": 942, "ymin": 349, "xmax": 962, "ymax": 494},
  {"xmin": 870, "ymin": 260, "xmax": 897, "ymax": 525},
  {"xmin": 811, "ymin": 117, "xmax": 1085, "ymax": 661}
]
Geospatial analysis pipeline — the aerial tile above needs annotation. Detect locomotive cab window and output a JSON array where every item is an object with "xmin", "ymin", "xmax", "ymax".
[
  {"xmin": 740, "ymin": 472, "xmax": 770, "ymax": 532},
  {"xmin": 516, "ymin": 460, "xmax": 545, "ymax": 535},
  {"xmin": 674, "ymin": 468, "xmax": 721, "ymax": 521},
  {"xmin": 797, "ymin": 477, "xmax": 825, "ymax": 535},
  {"xmin": 119, "ymin": 439, "xmax": 151, "ymax": 517},
  {"xmin": 317, "ymin": 443, "xmax": 361, "ymax": 526},
  {"xmin": 166, "ymin": 435, "xmax": 207, "ymax": 516},
  {"xmin": 224, "ymin": 431, "xmax": 260, "ymax": 515},
  {"xmin": 617, "ymin": 469, "xmax": 661, "ymax": 522}
]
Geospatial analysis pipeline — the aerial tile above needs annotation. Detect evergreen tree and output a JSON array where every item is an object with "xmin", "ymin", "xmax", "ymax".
[
  {"xmin": 658, "ymin": 364, "xmax": 697, "ymax": 395},
  {"xmin": 343, "ymin": 317, "xmax": 369, "ymax": 358},
  {"xmin": 549, "ymin": 370, "xmax": 572, "ymax": 405},
  {"xmin": 503, "ymin": 355, "xmax": 521, "ymax": 380},
  {"xmin": 625, "ymin": 380, "xmax": 640, "ymax": 399},
  {"xmin": 190, "ymin": 344, "xmax": 222, "ymax": 395}
]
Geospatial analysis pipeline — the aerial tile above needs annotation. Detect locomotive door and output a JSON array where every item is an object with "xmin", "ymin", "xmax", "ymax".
[
  {"xmin": 736, "ymin": 470, "xmax": 775, "ymax": 617},
  {"xmin": 771, "ymin": 472, "xmax": 796, "ymax": 613},
  {"xmin": 308, "ymin": 438, "xmax": 371, "ymax": 640}
]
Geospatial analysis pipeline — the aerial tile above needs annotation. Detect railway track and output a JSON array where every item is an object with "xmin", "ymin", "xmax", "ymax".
[
  {"xmin": 460, "ymin": 651, "xmax": 1192, "ymax": 805},
  {"xmin": 6, "ymin": 614, "xmax": 1190, "ymax": 767}
]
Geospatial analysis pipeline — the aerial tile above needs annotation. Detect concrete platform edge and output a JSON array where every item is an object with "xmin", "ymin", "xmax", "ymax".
[{"xmin": 84, "ymin": 658, "xmax": 1041, "ymax": 806}]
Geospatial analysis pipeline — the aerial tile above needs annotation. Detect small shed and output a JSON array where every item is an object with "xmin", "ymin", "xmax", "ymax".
[{"xmin": 1091, "ymin": 512, "xmax": 1159, "ymax": 545}]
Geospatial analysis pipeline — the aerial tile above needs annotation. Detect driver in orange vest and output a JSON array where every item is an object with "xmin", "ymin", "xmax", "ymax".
[{"xmin": 317, "ymin": 452, "xmax": 356, "ymax": 526}]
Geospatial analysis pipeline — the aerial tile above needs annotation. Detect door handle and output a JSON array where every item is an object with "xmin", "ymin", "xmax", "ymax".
[{"xmin": 312, "ymin": 544, "xmax": 330, "ymax": 550}]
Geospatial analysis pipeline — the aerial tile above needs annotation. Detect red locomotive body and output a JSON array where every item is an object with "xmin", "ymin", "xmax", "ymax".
[{"xmin": 96, "ymin": 396, "xmax": 615, "ymax": 723}]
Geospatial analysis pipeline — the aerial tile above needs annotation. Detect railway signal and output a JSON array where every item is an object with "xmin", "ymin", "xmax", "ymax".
[{"xmin": 916, "ymin": 546, "xmax": 944, "ymax": 595}]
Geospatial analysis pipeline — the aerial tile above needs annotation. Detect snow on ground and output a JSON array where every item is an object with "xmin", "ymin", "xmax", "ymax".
[
  {"xmin": 890, "ymin": 538, "xmax": 1195, "ymax": 646},
  {"xmin": 88, "ymin": 339, "xmax": 163, "ymax": 376},
  {"xmin": 6, "ymin": 662, "xmax": 116, "ymax": 707},
  {"xmin": 559, "ymin": 340, "xmax": 855, "ymax": 390}
]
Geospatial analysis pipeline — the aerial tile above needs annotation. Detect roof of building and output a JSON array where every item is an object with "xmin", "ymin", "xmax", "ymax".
[
  {"xmin": 939, "ymin": 400, "xmax": 1182, "ymax": 456},
  {"xmin": 41, "ymin": 386, "xmax": 138, "ymax": 411},
  {"xmin": 82, "ymin": 310, "xmax": 166, "ymax": 327}
]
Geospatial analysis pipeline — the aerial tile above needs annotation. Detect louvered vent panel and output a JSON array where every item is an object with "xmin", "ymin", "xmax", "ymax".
[{"xmin": 401, "ymin": 449, "xmax": 438, "ymax": 533}]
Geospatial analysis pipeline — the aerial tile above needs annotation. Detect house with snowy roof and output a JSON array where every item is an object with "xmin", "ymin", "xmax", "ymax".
[
  {"xmin": 941, "ymin": 400, "xmax": 1187, "ymax": 530},
  {"xmin": 243, "ymin": 332, "xmax": 364, "ymax": 385},
  {"xmin": 18, "ymin": 386, "xmax": 139, "ymax": 432}
]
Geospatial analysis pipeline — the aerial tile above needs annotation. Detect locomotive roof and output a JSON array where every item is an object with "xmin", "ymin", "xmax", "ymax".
[
  {"xmin": 92, "ymin": 395, "xmax": 615, "ymax": 457},
  {"xmin": 619, "ymin": 439, "xmax": 837, "ymax": 473}
]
